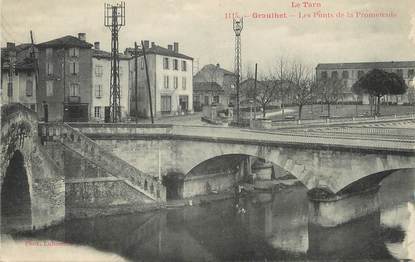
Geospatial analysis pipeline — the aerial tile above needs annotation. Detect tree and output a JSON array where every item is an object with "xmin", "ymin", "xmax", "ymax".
[
  {"xmin": 290, "ymin": 63, "xmax": 314, "ymax": 120},
  {"xmin": 407, "ymin": 86, "xmax": 415, "ymax": 113},
  {"xmin": 352, "ymin": 69, "xmax": 408, "ymax": 116},
  {"xmin": 273, "ymin": 57, "xmax": 292, "ymax": 119},
  {"xmin": 317, "ymin": 77, "xmax": 346, "ymax": 117},
  {"xmin": 242, "ymin": 76, "xmax": 279, "ymax": 118}
]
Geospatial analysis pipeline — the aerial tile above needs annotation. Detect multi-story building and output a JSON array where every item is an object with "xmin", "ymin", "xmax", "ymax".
[
  {"xmin": 128, "ymin": 41, "xmax": 193, "ymax": 118},
  {"xmin": 1, "ymin": 43, "xmax": 37, "ymax": 110},
  {"xmin": 91, "ymin": 42, "xmax": 130, "ymax": 121},
  {"xmin": 36, "ymin": 33, "xmax": 93, "ymax": 122},
  {"xmin": 316, "ymin": 61, "xmax": 415, "ymax": 104},
  {"xmin": 193, "ymin": 64, "xmax": 236, "ymax": 110}
]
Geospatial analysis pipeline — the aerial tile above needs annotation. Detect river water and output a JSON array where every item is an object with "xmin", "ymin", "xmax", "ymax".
[{"xmin": 4, "ymin": 169, "xmax": 415, "ymax": 262}]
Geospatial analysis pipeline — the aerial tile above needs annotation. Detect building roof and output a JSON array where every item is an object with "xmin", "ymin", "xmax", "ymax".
[
  {"xmin": 193, "ymin": 82, "xmax": 225, "ymax": 93},
  {"xmin": 316, "ymin": 61, "xmax": 415, "ymax": 70},
  {"xmin": 144, "ymin": 45, "xmax": 193, "ymax": 60},
  {"xmin": 195, "ymin": 64, "xmax": 235, "ymax": 77},
  {"xmin": 1, "ymin": 43, "xmax": 36, "ymax": 71},
  {"xmin": 37, "ymin": 35, "xmax": 93, "ymax": 49},
  {"xmin": 93, "ymin": 49, "xmax": 131, "ymax": 60}
]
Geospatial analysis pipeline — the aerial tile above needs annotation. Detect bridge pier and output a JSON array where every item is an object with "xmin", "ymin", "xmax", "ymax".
[{"xmin": 307, "ymin": 185, "xmax": 380, "ymax": 227}]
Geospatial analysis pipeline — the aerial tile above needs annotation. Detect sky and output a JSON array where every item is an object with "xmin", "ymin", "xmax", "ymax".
[{"xmin": 1, "ymin": 0, "xmax": 415, "ymax": 76}]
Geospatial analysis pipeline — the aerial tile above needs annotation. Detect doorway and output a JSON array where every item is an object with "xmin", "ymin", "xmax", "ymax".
[{"xmin": 162, "ymin": 173, "xmax": 184, "ymax": 200}]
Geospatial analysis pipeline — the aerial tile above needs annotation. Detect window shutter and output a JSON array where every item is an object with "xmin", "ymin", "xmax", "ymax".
[{"xmin": 75, "ymin": 62, "xmax": 79, "ymax": 74}]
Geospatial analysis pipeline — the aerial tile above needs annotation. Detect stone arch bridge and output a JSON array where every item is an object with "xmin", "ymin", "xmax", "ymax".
[
  {"xmin": 64, "ymin": 122, "xmax": 415, "ymax": 226},
  {"xmin": 1, "ymin": 104, "xmax": 64, "ymax": 233}
]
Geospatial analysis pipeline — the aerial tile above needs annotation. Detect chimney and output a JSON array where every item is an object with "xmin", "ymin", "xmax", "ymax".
[
  {"xmin": 94, "ymin": 41, "xmax": 100, "ymax": 50},
  {"xmin": 167, "ymin": 44, "xmax": 173, "ymax": 51},
  {"xmin": 173, "ymin": 42, "xmax": 179, "ymax": 53},
  {"xmin": 143, "ymin": 40, "xmax": 149, "ymax": 49},
  {"xmin": 78, "ymin": 33, "xmax": 86, "ymax": 41},
  {"xmin": 151, "ymin": 42, "xmax": 155, "ymax": 48}
]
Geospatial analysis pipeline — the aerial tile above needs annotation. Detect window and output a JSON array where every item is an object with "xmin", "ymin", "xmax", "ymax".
[
  {"xmin": 331, "ymin": 71, "xmax": 338, "ymax": 79},
  {"xmin": 26, "ymin": 80, "xmax": 33, "ymax": 97},
  {"xmin": 397, "ymin": 69, "xmax": 403, "ymax": 77},
  {"xmin": 94, "ymin": 106, "xmax": 101, "ymax": 118},
  {"xmin": 163, "ymin": 57, "xmax": 169, "ymax": 70},
  {"xmin": 46, "ymin": 81, "xmax": 53, "ymax": 96},
  {"xmin": 408, "ymin": 69, "xmax": 414, "ymax": 79},
  {"xmin": 46, "ymin": 48, "xmax": 53, "ymax": 58},
  {"xmin": 182, "ymin": 77, "xmax": 186, "ymax": 89},
  {"xmin": 213, "ymin": 95, "xmax": 220, "ymax": 104},
  {"xmin": 47, "ymin": 63, "xmax": 53, "ymax": 76},
  {"xmin": 140, "ymin": 59, "xmax": 144, "ymax": 70},
  {"xmin": 69, "ymin": 83, "xmax": 79, "ymax": 97},
  {"xmin": 164, "ymin": 75, "xmax": 169, "ymax": 89},
  {"xmin": 95, "ymin": 84, "xmax": 102, "ymax": 98},
  {"xmin": 70, "ymin": 62, "xmax": 79, "ymax": 75},
  {"xmin": 95, "ymin": 65, "xmax": 103, "ymax": 77},
  {"xmin": 358, "ymin": 70, "xmax": 364, "ymax": 79},
  {"xmin": 181, "ymin": 61, "xmax": 187, "ymax": 71},
  {"xmin": 69, "ymin": 48, "xmax": 79, "ymax": 57},
  {"xmin": 7, "ymin": 82, "xmax": 13, "ymax": 97},
  {"xmin": 119, "ymin": 66, "xmax": 123, "ymax": 76},
  {"xmin": 173, "ymin": 76, "xmax": 178, "ymax": 89},
  {"xmin": 321, "ymin": 71, "xmax": 327, "ymax": 79},
  {"xmin": 161, "ymin": 95, "xmax": 172, "ymax": 113},
  {"xmin": 342, "ymin": 70, "xmax": 349, "ymax": 79},
  {"xmin": 173, "ymin": 59, "xmax": 178, "ymax": 70},
  {"xmin": 194, "ymin": 94, "xmax": 200, "ymax": 103},
  {"xmin": 204, "ymin": 96, "xmax": 209, "ymax": 105}
]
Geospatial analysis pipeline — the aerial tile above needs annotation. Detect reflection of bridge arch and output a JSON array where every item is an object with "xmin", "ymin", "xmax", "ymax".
[{"xmin": 1, "ymin": 150, "xmax": 32, "ymax": 232}]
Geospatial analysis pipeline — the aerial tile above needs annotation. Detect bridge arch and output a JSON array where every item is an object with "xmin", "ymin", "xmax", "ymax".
[{"xmin": 1, "ymin": 150, "xmax": 33, "ymax": 232}]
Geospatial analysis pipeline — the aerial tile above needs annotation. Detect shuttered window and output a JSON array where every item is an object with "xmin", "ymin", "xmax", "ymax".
[
  {"xmin": 70, "ymin": 62, "xmax": 79, "ymax": 75},
  {"xmin": 46, "ymin": 81, "xmax": 53, "ymax": 96},
  {"xmin": 26, "ymin": 80, "xmax": 33, "ymax": 96}
]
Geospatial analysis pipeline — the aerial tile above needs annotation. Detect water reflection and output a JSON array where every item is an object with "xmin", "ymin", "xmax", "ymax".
[{"xmin": 9, "ymin": 169, "xmax": 415, "ymax": 261}]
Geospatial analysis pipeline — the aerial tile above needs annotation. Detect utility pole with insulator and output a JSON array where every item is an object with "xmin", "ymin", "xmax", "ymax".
[
  {"xmin": 134, "ymin": 42, "xmax": 138, "ymax": 123},
  {"xmin": 104, "ymin": 2, "xmax": 125, "ymax": 122},
  {"xmin": 233, "ymin": 17, "xmax": 243, "ymax": 124}
]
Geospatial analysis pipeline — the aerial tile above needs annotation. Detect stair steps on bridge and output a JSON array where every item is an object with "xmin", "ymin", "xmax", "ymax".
[{"xmin": 39, "ymin": 123, "xmax": 166, "ymax": 202}]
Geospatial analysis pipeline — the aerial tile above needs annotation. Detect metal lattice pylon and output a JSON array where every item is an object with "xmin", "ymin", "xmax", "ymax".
[
  {"xmin": 233, "ymin": 17, "xmax": 243, "ymax": 123},
  {"xmin": 104, "ymin": 2, "xmax": 125, "ymax": 122}
]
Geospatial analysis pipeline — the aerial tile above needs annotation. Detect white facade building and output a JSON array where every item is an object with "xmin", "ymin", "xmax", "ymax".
[
  {"xmin": 91, "ymin": 42, "xmax": 130, "ymax": 121},
  {"xmin": 128, "ymin": 41, "xmax": 193, "ymax": 118}
]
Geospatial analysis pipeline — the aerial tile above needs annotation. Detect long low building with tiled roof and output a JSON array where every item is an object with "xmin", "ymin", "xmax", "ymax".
[{"xmin": 316, "ymin": 61, "xmax": 415, "ymax": 104}]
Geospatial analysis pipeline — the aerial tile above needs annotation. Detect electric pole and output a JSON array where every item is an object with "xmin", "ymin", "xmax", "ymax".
[
  {"xmin": 104, "ymin": 2, "xmax": 125, "ymax": 122},
  {"xmin": 7, "ymin": 44, "xmax": 16, "ymax": 104},
  {"xmin": 134, "ymin": 41, "xmax": 138, "ymax": 123},
  {"xmin": 141, "ymin": 40, "xmax": 154, "ymax": 123},
  {"xmin": 30, "ymin": 30, "xmax": 40, "ymax": 112},
  {"xmin": 233, "ymin": 17, "xmax": 243, "ymax": 124},
  {"xmin": 254, "ymin": 63, "xmax": 257, "ymax": 120}
]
